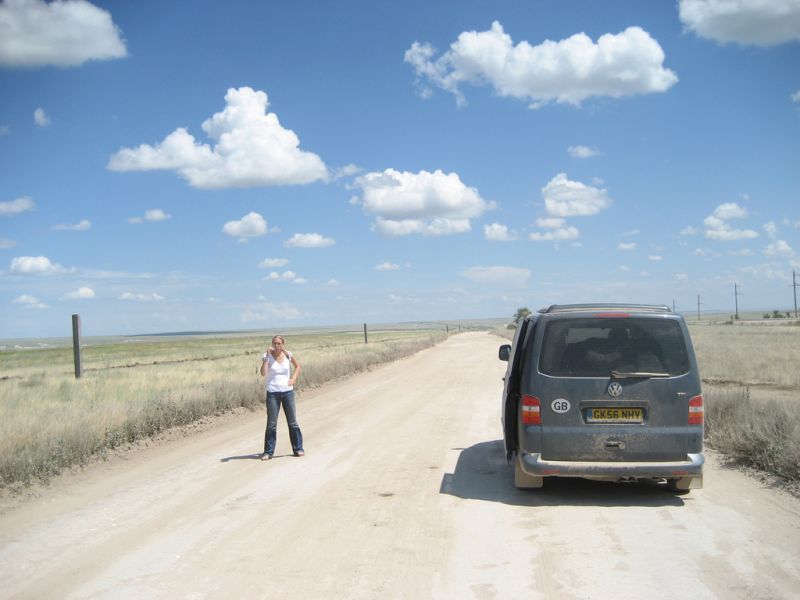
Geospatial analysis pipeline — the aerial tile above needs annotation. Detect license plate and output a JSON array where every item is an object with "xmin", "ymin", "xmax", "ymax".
[{"xmin": 586, "ymin": 407, "xmax": 643, "ymax": 423}]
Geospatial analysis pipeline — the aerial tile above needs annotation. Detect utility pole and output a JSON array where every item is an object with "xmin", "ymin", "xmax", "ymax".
[
  {"xmin": 792, "ymin": 269, "xmax": 798, "ymax": 319},
  {"xmin": 697, "ymin": 294, "xmax": 702, "ymax": 321},
  {"xmin": 734, "ymin": 282, "xmax": 743, "ymax": 320}
]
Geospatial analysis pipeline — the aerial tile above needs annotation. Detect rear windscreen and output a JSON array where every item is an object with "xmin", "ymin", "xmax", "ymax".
[{"xmin": 538, "ymin": 317, "xmax": 690, "ymax": 377}]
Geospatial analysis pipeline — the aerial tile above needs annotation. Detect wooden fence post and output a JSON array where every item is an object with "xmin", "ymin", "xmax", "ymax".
[
  {"xmin": 72, "ymin": 314, "xmax": 82, "ymax": 379},
  {"xmin": 364, "ymin": 323, "xmax": 368, "ymax": 344}
]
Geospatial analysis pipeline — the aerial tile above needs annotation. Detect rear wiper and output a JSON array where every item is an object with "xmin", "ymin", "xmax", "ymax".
[{"xmin": 611, "ymin": 370, "xmax": 670, "ymax": 379}]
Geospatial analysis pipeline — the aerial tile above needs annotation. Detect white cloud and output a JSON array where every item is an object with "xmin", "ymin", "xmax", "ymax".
[
  {"xmin": 0, "ymin": 0, "xmax": 126, "ymax": 68},
  {"xmin": 108, "ymin": 87, "xmax": 327, "ymax": 189},
  {"xmin": 542, "ymin": 173, "xmax": 612, "ymax": 217},
  {"xmin": 10, "ymin": 255, "xmax": 64, "ymax": 274},
  {"xmin": 33, "ymin": 107, "xmax": 50, "ymax": 127},
  {"xmin": 527, "ymin": 182, "xmax": 596, "ymax": 241},
  {"xmin": 52, "ymin": 219, "xmax": 91, "ymax": 231},
  {"xmin": 536, "ymin": 217, "xmax": 567, "ymax": 229},
  {"xmin": 129, "ymin": 209, "xmax": 171, "ymax": 224},
  {"xmin": 676, "ymin": 273, "xmax": 689, "ymax": 280},
  {"xmin": 461, "ymin": 265, "xmax": 530, "ymax": 288},
  {"xmin": 680, "ymin": 225, "xmax": 698, "ymax": 236},
  {"xmin": 0, "ymin": 237, "xmax": 16, "ymax": 248},
  {"xmin": 704, "ymin": 202, "xmax": 759, "ymax": 241},
  {"xmin": 764, "ymin": 240, "xmax": 795, "ymax": 257},
  {"xmin": 712, "ymin": 202, "xmax": 748, "ymax": 220},
  {"xmin": 61, "ymin": 286, "xmax": 95, "ymax": 300},
  {"xmin": 12, "ymin": 294, "xmax": 47, "ymax": 309},
  {"xmin": 259, "ymin": 258, "xmax": 289, "ymax": 268},
  {"xmin": 333, "ymin": 163, "xmax": 361, "ymax": 179},
  {"xmin": 740, "ymin": 263, "xmax": 788, "ymax": 280},
  {"xmin": 618, "ymin": 242, "xmax": 637, "ymax": 251},
  {"xmin": 388, "ymin": 293, "xmax": 420, "ymax": 304},
  {"xmin": 792, "ymin": 90, "xmax": 800, "ymax": 103},
  {"xmin": 648, "ymin": 255, "xmax": 663, "ymax": 261},
  {"xmin": 484, "ymin": 223, "xmax": 517, "ymax": 241},
  {"xmin": 222, "ymin": 212, "xmax": 268, "ymax": 242},
  {"xmin": 144, "ymin": 209, "xmax": 170, "ymax": 221},
  {"xmin": 679, "ymin": 0, "xmax": 800, "ymax": 46},
  {"xmin": 405, "ymin": 22, "xmax": 677, "ymax": 108},
  {"xmin": 0, "ymin": 196, "xmax": 35, "ymax": 216},
  {"xmin": 0, "ymin": 125, "xmax": 9, "ymax": 136},
  {"xmin": 326, "ymin": 278, "xmax": 341, "ymax": 286},
  {"xmin": 284, "ymin": 232, "xmax": 335, "ymax": 248},
  {"xmin": 764, "ymin": 221, "xmax": 778, "ymax": 239},
  {"xmin": 729, "ymin": 248, "xmax": 754, "ymax": 256},
  {"xmin": 705, "ymin": 225, "xmax": 759, "ymax": 241},
  {"xmin": 529, "ymin": 227, "xmax": 580, "ymax": 242},
  {"xmin": 567, "ymin": 145, "xmax": 599, "ymax": 158},
  {"xmin": 264, "ymin": 270, "xmax": 304, "ymax": 283},
  {"xmin": 354, "ymin": 168, "xmax": 493, "ymax": 237},
  {"xmin": 375, "ymin": 262, "xmax": 400, "ymax": 271},
  {"xmin": 118, "ymin": 292, "xmax": 164, "ymax": 302},
  {"xmin": 373, "ymin": 217, "xmax": 472, "ymax": 237},
  {"xmin": 693, "ymin": 247, "xmax": 722, "ymax": 258},
  {"xmin": 241, "ymin": 302, "xmax": 303, "ymax": 323}
]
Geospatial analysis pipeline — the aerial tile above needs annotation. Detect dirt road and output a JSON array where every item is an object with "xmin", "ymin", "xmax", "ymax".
[{"xmin": 1, "ymin": 332, "xmax": 799, "ymax": 599}]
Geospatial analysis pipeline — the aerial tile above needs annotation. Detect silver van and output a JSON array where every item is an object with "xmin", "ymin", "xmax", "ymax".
[{"xmin": 499, "ymin": 304, "xmax": 703, "ymax": 493}]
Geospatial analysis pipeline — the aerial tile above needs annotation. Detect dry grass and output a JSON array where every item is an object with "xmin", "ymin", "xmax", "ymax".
[
  {"xmin": 688, "ymin": 321, "xmax": 800, "ymax": 387},
  {"xmin": 705, "ymin": 386, "xmax": 800, "ymax": 484},
  {"xmin": 0, "ymin": 330, "xmax": 447, "ymax": 487}
]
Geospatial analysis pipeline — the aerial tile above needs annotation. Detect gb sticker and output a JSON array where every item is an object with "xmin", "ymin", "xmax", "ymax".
[{"xmin": 551, "ymin": 398, "xmax": 571, "ymax": 414}]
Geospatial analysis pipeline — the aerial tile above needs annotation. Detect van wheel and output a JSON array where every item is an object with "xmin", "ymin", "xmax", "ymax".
[
  {"xmin": 514, "ymin": 455, "xmax": 543, "ymax": 489},
  {"xmin": 666, "ymin": 478, "xmax": 691, "ymax": 495}
]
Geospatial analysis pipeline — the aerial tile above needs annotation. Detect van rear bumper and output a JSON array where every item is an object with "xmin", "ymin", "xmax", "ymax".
[{"xmin": 519, "ymin": 452, "xmax": 704, "ymax": 480}]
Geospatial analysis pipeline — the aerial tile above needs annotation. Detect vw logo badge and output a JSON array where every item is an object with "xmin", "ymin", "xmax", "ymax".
[{"xmin": 607, "ymin": 382, "xmax": 623, "ymax": 398}]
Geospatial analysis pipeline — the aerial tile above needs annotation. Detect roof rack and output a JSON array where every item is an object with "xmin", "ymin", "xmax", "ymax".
[{"xmin": 540, "ymin": 303, "xmax": 672, "ymax": 314}]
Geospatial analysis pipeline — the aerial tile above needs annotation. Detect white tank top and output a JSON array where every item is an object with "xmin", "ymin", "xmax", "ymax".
[{"xmin": 265, "ymin": 350, "xmax": 293, "ymax": 392}]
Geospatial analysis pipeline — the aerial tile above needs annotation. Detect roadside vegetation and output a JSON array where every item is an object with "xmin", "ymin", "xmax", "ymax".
[
  {"xmin": 688, "ymin": 321, "xmax": 800, "ymax": 488},
  {"xmin": 0, "ymin": 329, "xmax": 447, "ymax": 488},
  {"xmin": 703, "ymin": 385, "xmax": 800, "ymax": 484}
]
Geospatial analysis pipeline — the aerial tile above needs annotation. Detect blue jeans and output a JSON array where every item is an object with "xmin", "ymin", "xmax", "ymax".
[{"xmin": 264, "ymin": 390, "xmax": 303, "ymax": 456}]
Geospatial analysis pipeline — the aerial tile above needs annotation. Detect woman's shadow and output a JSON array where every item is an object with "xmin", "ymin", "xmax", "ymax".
[
  {"xmin": 220, "ymin": 453, "xmax": 262, "ymax": 462},
  {"xmin": 439, "ymin": 440, "xmax": 685, "ymax": 507}
]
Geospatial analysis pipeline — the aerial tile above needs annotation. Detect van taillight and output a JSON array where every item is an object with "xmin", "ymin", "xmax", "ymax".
[
  {"xmin": 688, "ymin": 395, "xmax": 704, "ymax": 425},
  {"xmin": 521, "ymin": 395, "xmax": 541, "ymax": 425}
]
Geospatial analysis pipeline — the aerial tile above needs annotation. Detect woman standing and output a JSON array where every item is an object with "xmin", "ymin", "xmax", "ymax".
[{"xmin": 260, "ymin": 335, "xmax": 304, "ymax": 460}]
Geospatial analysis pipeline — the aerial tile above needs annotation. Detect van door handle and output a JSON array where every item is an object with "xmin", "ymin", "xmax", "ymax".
[{"xmin": 605, "ymin": 440, "xmax": 625, "ymax": 449}]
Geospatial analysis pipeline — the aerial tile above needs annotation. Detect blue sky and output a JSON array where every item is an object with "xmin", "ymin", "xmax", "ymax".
[{"xmin": 1, "ymin": 0, "xmax": 799, "ymax": 338}]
